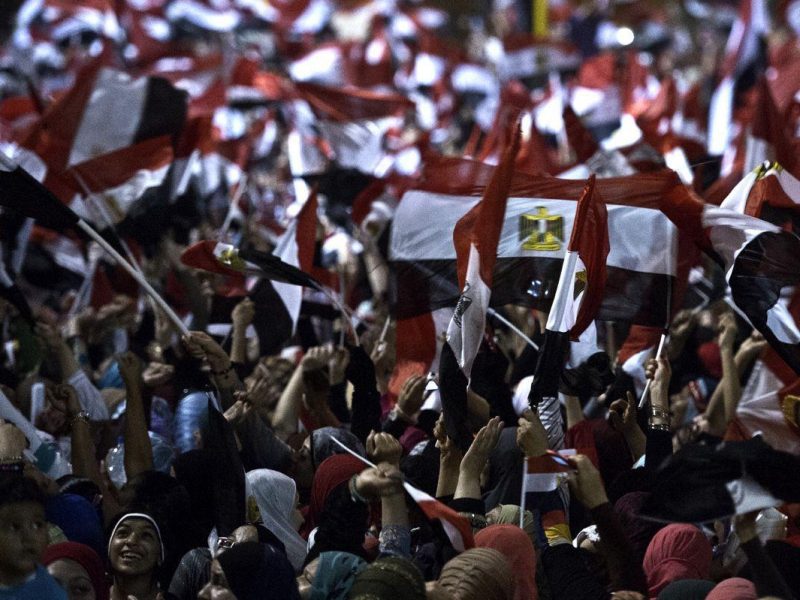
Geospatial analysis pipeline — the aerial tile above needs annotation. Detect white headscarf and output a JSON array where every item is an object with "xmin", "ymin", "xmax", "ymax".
[{"xmin": 246, "ymin": 469, "xmax": 307, "ymax": 572}]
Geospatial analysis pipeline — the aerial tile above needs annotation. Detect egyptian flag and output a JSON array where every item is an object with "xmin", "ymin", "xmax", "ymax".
[
  {"xmin": 390, "ymin": 162, "xmax": 688, "ymax": 385},
  {"xmin": 562, "ymin": 107, "xmax": 634, "ymax": 178},
  {"xmin": 640, "ymin": 437, "xmax": 800, "ymax": 523},
  {"xmin": 707, "ymin": 0, "xmax": 769, "ymax": 155},
  {"xmin": 528, "ymin": 175, "xmax": 609, "ymax": 409},
  {"xmin": 438, "ymin": 127, "xmax": 520, "ymax": 449},
  {"xmin": 523, "ymin": 449, "xmax": 576, "ymax": 493},
  {"xmin": 22, "ymin": 62, "xmax": 187, "ymax": 207},
  {"xmin": 180, "ymin": 240, "xmax": 319, "ymax": 288},
  {"xmin": 272, "ymin": 189, "xmax": 319, "ymax": 334},
  {"xmin": 616, "ymin": 325, "xmax": 665, "ymax": 396},
  {"xmin": 662, "ymin": 169, "xmax": 800, "ymax": 376},
  {"xmin": 404, "ymin": 484, "xmax": 475, "ymax": 552}
]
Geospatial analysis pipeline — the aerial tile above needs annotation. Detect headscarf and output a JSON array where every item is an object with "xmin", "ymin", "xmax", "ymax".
[
  {"xmin": 216, "ymin": 541, "xmax": 299, "ymax": 600},
  {"xmin": 246, "ymin": 469, "xmax": 307, "ymax": 572},
  {"xmin": 172, "ymin": 450, "xmax": 215, "ymax": 548},
  {"xmin": 613, "ymin": 492, "xmax": 665, "ymax": 564},
  {"xmin": 656, "ymin": 579, "xmax": 715, "ymax": 599},
  {"xmin": 490, "ymin": 505, "xmax": 536, "ymax": 539},
  {"xmin": 108, "ymin": 512, "xmax": 165, "ymax": 564},
  {"xmin": 311, "ymin": 427, "xmax": 366, "ymax": 471},
  {"xmin": 642, "ymin": 524, "xmax": 712, "ymax": 599},
  {"xmin": 302, "ymin": 454, "xmax": 365, "ymax": 538},
  {"xmin": 45, "ymin": 493, "xmax": 105, "ymax": 558},
  {"xmin": 173, "ymin": 391, "xmax": 211, "ymax": 454},
  {"xmin": 43, "ymin": 541, "xmax": 109, "ymax": 600},
  {"xmin": 705, "ymin": 577, "xmax": 757, "ymax": 600},
  {"xmin": 438, "ymin": 548, "xmax": 514, "ymax": 600},
  {"xmin": 348, "ymin": 557, "xmax": 426, "ymax": 600},
  {"xmin": 310, "ymin": 551, "xmax": 367, "ymax": 600},
  {"xmin": 475, "ymin": 525, "xmax": 537, "ymax": 600},
  {"xmin": 167, "ymin": 548, "xmax": 211, "ymax": 600}
]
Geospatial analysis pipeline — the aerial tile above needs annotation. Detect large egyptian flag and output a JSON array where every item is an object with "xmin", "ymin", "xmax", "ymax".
[
  {"xmin": 390, "ymin": 162, "xmax": 689, "ymax": 380},
  {"xmin": 438, "ymin": 128, "xmax": 520, "ymax": 448},
  {"xmin": 528, "ymin": 175, "xmax": 609, "ymax": 409},
  {"xmin": 661, "ymin": 167, "xmax": 800, "ymax": 376}
]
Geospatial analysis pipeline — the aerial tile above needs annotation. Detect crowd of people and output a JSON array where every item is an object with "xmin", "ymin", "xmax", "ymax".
[{"xmin": 0, "ymin": 0, "xmax": 799, "ymax": 599}]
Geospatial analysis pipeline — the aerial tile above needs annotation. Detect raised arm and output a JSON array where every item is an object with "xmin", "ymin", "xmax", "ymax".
[{"xmin": 117, "ymin": 351, "xmax": 154, "ymax": 479}]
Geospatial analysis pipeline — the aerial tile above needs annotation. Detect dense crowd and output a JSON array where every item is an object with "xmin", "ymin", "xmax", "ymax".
[{"xmin": 0, "ymin": 0, "xmax": 800, "ymax": 599}]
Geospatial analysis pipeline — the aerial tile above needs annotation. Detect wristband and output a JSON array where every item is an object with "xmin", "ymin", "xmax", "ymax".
[
  {"xmin": 650, "ymin": 408, "xmax": 671, "ymax": 419},
  {"xmin": 648, "ymin": 422, "xmax": 671, "ymax": 432},
  {"xmin": 0, "ymin": 460, "xmax": 24, "ymax": 474},
  {"xmin": 69, "ymin": 410, "xmax": 91, "ymax": 427}
]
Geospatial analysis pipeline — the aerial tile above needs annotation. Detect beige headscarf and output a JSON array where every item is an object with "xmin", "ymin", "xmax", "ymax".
[
  {"xmin": 438, "ymin": 548, "xmax": 514, "ymax": 600},
  {"xmin": 488, "ymin": 504, "xmax": 536, "ymax": 539}
]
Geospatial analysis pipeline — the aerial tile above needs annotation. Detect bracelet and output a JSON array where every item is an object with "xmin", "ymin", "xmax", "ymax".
[
  {"xmin": 349, "ymin": 475, "xmax": 368, "ymax": 504},
  {"xmin": 0, "ymin": 455, "xmax": 23, "ymax": 465},
  {"xmin": 649, "ymin": 422, "xmax": 671, "ymax": 432},
  {"xmin": 69, "ymin": 410, "xmax": 91, "ymax": 427},
  {"xmin": 650, "ymin": 408, "xmax": 671, "ymax": 419},
  {"xmin": 0, "ymin": 461, "xmax": 24, "ymax": 474}
]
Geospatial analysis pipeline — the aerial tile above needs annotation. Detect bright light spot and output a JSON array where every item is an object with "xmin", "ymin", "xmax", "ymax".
[{"xmin": 616, "ymin": 27, "xmax": 635, "ymax": 46}]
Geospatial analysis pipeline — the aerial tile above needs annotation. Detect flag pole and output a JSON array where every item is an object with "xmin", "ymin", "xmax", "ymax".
[
  {"xmin": 519, "ymin": 456, "xmax": 529, "ymax": 528},
  {"xmin": 76, "ymin": 220, "xmax": 189, "ymax": 336},
  {"xmin": 488, "ymin": 308, "xmax": 539, "ymax": 351},
  {"xmin": 637, "ymin": 332, "xmax": 668, "ymax": 409}
]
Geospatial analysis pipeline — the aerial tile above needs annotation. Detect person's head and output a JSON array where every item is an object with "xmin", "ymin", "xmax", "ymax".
[
  {"xmin": 475, "ymin": 525, "xmax": 537, "ymax": 600},
  {"xmin": 200, "ymin": 541, "xmax": 298, "ymax": 600},
  {"xmin": 302, "ymin": 454, "xmax": 366, "ymax": 539},
  {"xmin": 348, "ymin": 556, "xmax": 425, "ymax": 600},
  {"xmin": 0, "ymin": 474, "xmax": 48, "ymax": 585},
  {"xmin": 438, "ymin": 548, "xmax": 514, "ymax": 600},
  {"xmin": 704, "ymin": 577, "xmax": 757, "ymax": 600},
  {"xmin": 613, "ymin": 492, "xmax": 664, "ymax": 564},
  {"xmin": 643, "ymin": 524, "xmax": 712, "ymax": 598},
  {"xmin": 45, "ymin": 493, "xmax": 105, "ymax": 558},
  {"xmin": 485, "ymin": 505, "xmax": 536, "ymax": 541},
  {"xmin": 299, "ymin": 551, "xmax": 366, "ymax": 599},
  {"xmin": 43, "ymin": 541, "xmax": 109, "ymax": 600},
  {"xmin": 107, "ymin": 513, "xmax": 164, "ymax": 581}
]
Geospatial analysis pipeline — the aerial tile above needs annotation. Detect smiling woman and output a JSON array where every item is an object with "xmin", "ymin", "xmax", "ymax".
[{"xmin": 107, "ymin": 512, "xmax": 164, "ymax": 600}]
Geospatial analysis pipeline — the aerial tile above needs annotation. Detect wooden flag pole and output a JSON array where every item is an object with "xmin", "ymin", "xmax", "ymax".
[
  {"xmin": 488, "ymin": 308, "xmax": 539, "ymax": 351},
  {"xmin": 637, "ymin": 332, "xmax": 668, "ymax": 410},
  {"xmin": 76, "ymin": 220, "xmax": 189, "ymax": 336}
]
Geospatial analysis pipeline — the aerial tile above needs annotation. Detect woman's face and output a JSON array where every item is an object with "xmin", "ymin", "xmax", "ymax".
[
  {"xmin": 291, "ymin": 491, "xmax": 304, "ymax": 531},
  {"xmin": 198, "ymin": 559, "xmax": 237, "ymax": 600},
  {"xmin": 108, "ymin": 518, "xmax": 160, "ymax": 576},
  {"xmin": 47, "ymin": 558, "xmax": 96, "ymax": 600}
]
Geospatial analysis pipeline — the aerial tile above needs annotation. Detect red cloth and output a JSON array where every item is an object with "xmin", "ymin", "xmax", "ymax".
[
  {"xmin": 706, "ymin": 577, "xmax": 757, "ymax": 600},
  {"xmin": 643, "ymin": 524, "xmax": 712, "ymax": 599},
  {"xmin": 42, "ymin": 541, "xmax": 109, "ymax": 600},
  {"xmin": 300, "ymin": 454, "xmax": 365, "ymax": 539},
  {"xmin": 475, "ymin": 525, "xmax": 538, "ymax": 600}
]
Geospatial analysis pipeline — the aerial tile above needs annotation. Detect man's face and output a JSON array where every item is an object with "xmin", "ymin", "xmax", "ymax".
[{"xmin": 0, "ymin": 501, "xmax": 48, "ymax": 585}]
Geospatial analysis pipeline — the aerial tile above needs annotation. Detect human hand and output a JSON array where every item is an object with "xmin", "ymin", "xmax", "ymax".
[
  {"xmin": 53, "ymin": 384, "xmax": 81, "ymax": 417},
  {"xmin": 34, "ymin": 321, "xmax": 63, "ymax": 351},
  {"xmin": 517, "ymin": 409, "xmax": 548, "ymax": 457},
  {"xmin": 434, "ymin": 415, "xmax": 463, "ymax": 467},
  {"xmin": 645, "ymin": 356, "xmax": 671, "ymax": 410},
  {"xmin": 327, "ymin": 347, "xmax": 350, "ymax": 385},
  {"xmin": 567, "ymin": 454, "xmax": 608, "ymax": 509},
  {"xmin": 182, "ymin": 331, "xmax": 230, "ymax": 371},
  {"xmin": 366, "ymin": 431, "xmax": 402, "ymax": 467},
  {"xmin": 117, "ymin": 351, "xmax": 143, "ymax": 386},
  {"xmin": 717, "ymin": 312, "xmax": 738, "ymax": 350},
  {"xmin": 354, "ymin": 462, "xmax": 404, "ymax": 499},
  {"xmin": 231, "ymin": 298, "xmax": 255, "ymax": 327},
  {"xmin": 301, "ymin": 346, "xmax": 332, "ymax": 373},
  {"xmin": 737, "ymin": 331, "xmax": 767, "ymax": 361},
  {"xmin": 608, "ymin": 391, "xmax": 640, "ymax": 437},
  {"xmin": 243, "ymin": 376, "xmax": 270, "ymax": 409},
  {"xmin": 396, "ymin": 374, "xmax": 426, "ymax": 419},
  {"xmin": 460, "ymin": 416, "xmax": 502, "ymax": 476},
  {"xmin": 669, "ymin": 309, "xmax": 695, "ymax": 339},
  {"xmin": 0, "ymin": 419, "xmax": 26, "ymax": 458},
  {"xmin": 142, "ymin": 362, "xmax": 175, "ymax": 388},
  {"xmin": 733, "ymin": 511, "xmax": 758, "ymax": 544}
]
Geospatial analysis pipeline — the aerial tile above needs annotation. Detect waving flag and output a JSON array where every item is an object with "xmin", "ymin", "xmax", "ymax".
[
  {"xmin": 662, "ymin": 168, "xmax": 800, "ymax": 376},
  {"xmin": 528, "ymin": 175, "xmax": 609, "ymax": 409}
]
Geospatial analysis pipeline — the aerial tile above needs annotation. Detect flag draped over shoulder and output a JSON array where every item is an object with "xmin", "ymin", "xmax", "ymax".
[{"xmin": 438, "ymin": 126, "xmax": 520, "ymax": 449}]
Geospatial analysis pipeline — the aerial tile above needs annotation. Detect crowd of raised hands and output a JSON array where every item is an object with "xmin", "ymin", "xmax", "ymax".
[{"xmin": 0, "ymin": 289, "xmax": 796, "ymax": 600}]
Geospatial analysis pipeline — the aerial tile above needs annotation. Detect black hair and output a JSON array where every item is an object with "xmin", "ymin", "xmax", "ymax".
[{"xmin": 0, "ymin": 473, "xmax": 46, "ymax": 508}]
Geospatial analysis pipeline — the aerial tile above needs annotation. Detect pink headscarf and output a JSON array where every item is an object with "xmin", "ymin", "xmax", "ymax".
[
  {"xmin": 705, "ymin": 577, "xmax": 757, "ymax": 600},
  {"xmin": 642, "ymin": 524, "xmax": 712, "ymax": 599},
  {"xmin": 475, "ymin": 524, "xmax": 538, "ymax": 600}
]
